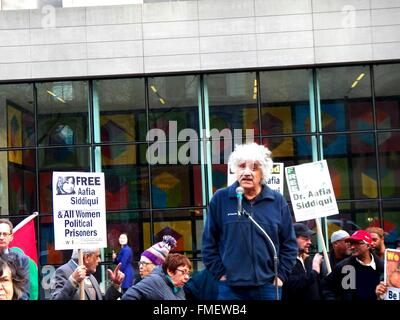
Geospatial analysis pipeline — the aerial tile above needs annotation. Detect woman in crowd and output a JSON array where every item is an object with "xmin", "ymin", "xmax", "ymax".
[
  {"xmin": 0, "ymin": 255, "xmax": 26, "ymax": 300},
  {"xmin": 121, "ymin": 253, "xmax": 191, "ymax": 300},
  {"xmin": 113, "ymin": 233, "xmax": 134, "ymax": 293},
  {"xmin": 138, "ymin": 235, "xmax": 176, "ymax": 280}
]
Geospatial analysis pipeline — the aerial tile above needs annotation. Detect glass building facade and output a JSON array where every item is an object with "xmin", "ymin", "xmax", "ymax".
[{"xmin": 1, "ymin": 62, "xmax": 399, "ymax": 298}]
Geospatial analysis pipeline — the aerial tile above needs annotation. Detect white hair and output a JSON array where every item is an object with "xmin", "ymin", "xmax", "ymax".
[
  {"xmin": 71, "ymin": 248, "xmax": 98, "ymax": 260},
  {"xmin": 228, "ymin": 143, "xmax": 273, "ymax": 184}
]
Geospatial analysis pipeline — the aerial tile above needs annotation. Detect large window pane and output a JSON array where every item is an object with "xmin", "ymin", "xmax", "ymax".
[
  {"xmin": 207, "ymin": 72, "xmax": 257, "ymax": 138},
  {"xmin": 145, "ymin": 75, "xmax": 199, "ymax": 142},
  {"xmin": 0, "ymin": 83, "xmax": 34, "ymax": 148},
  {"xmin": 382, "ymin": 200, "xmax": 400, "ymax": 248},
  {"xmin": 379, "ymin": 132, "xmax": 400, "ymax": 198},
  {"xmin": 374, "ymin": 63, "xmax": 400, "ymax": 130},
  {"xmin": 260, "ymin": 69, "xmax": 312, "ymax": 134},
  {"xmin": 36, "ymin": 81, "xmax": 89, "ymax": 146},
  {"xmin": 323, "ymin": 133, "xmax": 377, "ymax": 200},
  {"xmin": 317, "ymin": 66, "xmax": 372, "ymax": 132},
  {"xmin": 94, "ymin": 78, "xmax": 145, "ymax": 143}
]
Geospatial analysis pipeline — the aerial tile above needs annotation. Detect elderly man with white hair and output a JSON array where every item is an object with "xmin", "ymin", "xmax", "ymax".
[{"xmin": 202, "ymin": 142, "xmax": 297, "ymax": 300}]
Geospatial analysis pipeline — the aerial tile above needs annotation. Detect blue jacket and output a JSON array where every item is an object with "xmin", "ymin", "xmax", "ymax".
[
  {"xmin": 202, "ymin": 182, "xmax": 297, "ymax": 287},
  {"xmin": 121, "ymin": 266, "xmax": 186, "ymax": 300},
  {"xmin": 114, "ymin": 245, "xmax": 135, "ymax": 289}
]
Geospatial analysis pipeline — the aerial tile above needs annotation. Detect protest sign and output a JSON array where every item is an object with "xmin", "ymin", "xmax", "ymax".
[
  {"xmin": 52, "ymin": 172, "xmax": 107, "ymax": 250},
  {"xmin": 384, "ymin": 249, "xmax": 400, "ymax": 300},
  {"xmin": 285, "ymin": 160, "xmax": 338, "ymax": 222}
]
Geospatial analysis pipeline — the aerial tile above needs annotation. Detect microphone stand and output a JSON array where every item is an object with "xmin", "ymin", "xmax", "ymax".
[{"xmin": 241, "ymin": 209, "xmax": 280, "ymax": 300}]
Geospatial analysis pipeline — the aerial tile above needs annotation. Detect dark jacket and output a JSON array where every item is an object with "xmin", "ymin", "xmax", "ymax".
[
  {"xmin": 202, "ymin": 182, "xmax": 298, "ymax": 286},
  {"xmin": 184, "ymin": 268, "xmax": 219, "ymax": 300},
  {"xmin": 113, "ymin": 245, "xmax": 134, "ymax": 289},
  {"xmin": 322, "ymin": 252, "xmax": 384, "ymax": 301},
  {"xmin": 282, "ymin": 255, "xmax": 322, "ymax": 301},
  {"xmin": 121, "ymin": 266, "xmax": 186, "ymax": 300},
  {"xmin": 50, "ymin": 260, "xmax": 121, "ymax": 300}
]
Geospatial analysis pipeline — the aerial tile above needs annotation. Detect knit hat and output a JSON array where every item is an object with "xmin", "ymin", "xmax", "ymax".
[{"xmin": 141, "ymin": 235, "xmax": 177, "ymax": 266}]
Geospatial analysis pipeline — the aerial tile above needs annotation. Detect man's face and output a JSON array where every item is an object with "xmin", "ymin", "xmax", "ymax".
[
  {"xmin": 332, "ymin": 239, "xmax": 351, "ymax": 256},
  {"xmin": 370, "ymin": 233, "xmax": 383, "ymax": 251},
  {"xmin": 84, "ymin": 249, "xmax": 101, "ymax": 274},
  {"xmin": 297, "ymin": 235, "xmax": 312, "ymax": 254},
  {"xmin": 349, "ymin": 240, "xmax": 370, "ymax": 258},
  {"xmin": 236, "ymin": 160, "xmax": 263, "ymax": 193},
  {"xmin": 0, "ymin": 223, "xmax": 13, "ymax": 251}
]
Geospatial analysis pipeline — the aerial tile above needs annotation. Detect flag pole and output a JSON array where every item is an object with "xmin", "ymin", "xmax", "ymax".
[
  {"xmin": 315, "ymin": 218, "xmax": 332, "ymax": 274},
  {"xmin": 13, "ymin": 212, "xmax": 39, "ymax": 233}
]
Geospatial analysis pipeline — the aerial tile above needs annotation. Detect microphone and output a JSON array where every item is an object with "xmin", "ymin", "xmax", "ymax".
[{"xmin": 236, "ymin": 187, "xmax": 244, "ymax": 216}]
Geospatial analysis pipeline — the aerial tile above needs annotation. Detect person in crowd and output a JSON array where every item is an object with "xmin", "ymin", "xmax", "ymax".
[
  {"xmin": 112, "ymin": 233, "xmax": 134, "ymax": 293},
  {"xmin": 0, "ymin": 219, "xmax": 30, "ymax": 300},
  {"xmin": 322, "ymin": 230, "xmax": 384, "ymax": 300},
  {"xmin": 366, "ymin": 227, "xmax": 386, "ymax": 259},
  {"xmin": 138, "ymin": 235, "xmax": 177, "ymax": 280},
  {"xmin": 184, "ymin": 268, "xmax": 219, "ymax": 300},
  {"xmin": 50, "ymin": 248, "xmax": 124, "ymax": 300},
  {"xmin": 121, "ymin": 253, "xmax": 191, "ymax": 300},
  {"xmin": 395, "ymin": 237, "xmax": 400, "ymax": 250},
  {"xmin": 202, "ymin": 143, "xmax": 297, "ymax": 300},
  {"xmin": 0, "ymin": 255, "xmax": 26, "ymax": 300},
  {"xmin": 329, "ymin": 230, "xmax": 351, "ymax": 269},
  {"xmin": 282, "ymin": 223, "xmax": 323, "ymax": 301}
]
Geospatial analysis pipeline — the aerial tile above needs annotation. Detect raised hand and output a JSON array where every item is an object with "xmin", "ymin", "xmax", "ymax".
[{"xmin": 107, "ymin": 262, "xmax": 125, "ymax": 285}]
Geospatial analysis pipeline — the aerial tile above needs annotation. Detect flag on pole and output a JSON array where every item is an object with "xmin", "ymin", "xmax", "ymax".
[{"xmin": 9, "ymin": 212, "xmax": 39, "ymax": 300}]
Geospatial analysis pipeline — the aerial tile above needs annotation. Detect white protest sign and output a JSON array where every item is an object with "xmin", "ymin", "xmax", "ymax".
[
  {"xmin": 228, "ymin": 163, "xmax": 284, "ymax": 195},
  {"xmin": 52, "ymin": 172, "xmax": 107, "ymax": 250},
  {"xmin": 285, "ymin": 160, "xmax": 338, "ymax": 222},
  {"xmin": 384, "ymin": 249, "xmax": 400, "ymax": 300}
]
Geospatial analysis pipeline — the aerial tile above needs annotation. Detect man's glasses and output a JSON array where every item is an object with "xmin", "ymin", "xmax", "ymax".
[
  {"xmin": 176, "ymin": 268, "xmax": 191, "ymax": 277},
  {"xmin": 349, "ymin": 241, "xmax": 367, "ymax": 246},
  {"xmin": 138, "ymin": 261, "xmax": 154, "ymax": 267},
  {"xmin": 0, "ymin": 232, "xmax": 11, "ymax": 237}
]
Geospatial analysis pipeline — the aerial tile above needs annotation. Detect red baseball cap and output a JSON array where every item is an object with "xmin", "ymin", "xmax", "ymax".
[{"xmin": 345, "ymin": 230, "xmax": 372, "ymax": 245}]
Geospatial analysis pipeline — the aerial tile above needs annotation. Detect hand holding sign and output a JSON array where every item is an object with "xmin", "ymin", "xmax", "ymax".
[
  {"xmin": 107, "ymin": 262, "xmax": 125, "ymax": 286},
  {"xmin": 72, "ymin": 265, "xmax": 87, "ymax": 284}
]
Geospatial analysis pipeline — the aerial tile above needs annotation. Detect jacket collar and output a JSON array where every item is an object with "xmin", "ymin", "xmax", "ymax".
[{"xmin": 228, "ymin": 181, "xmax": 275, "ymax": 201}]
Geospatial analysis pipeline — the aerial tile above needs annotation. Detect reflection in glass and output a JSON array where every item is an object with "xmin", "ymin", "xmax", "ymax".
[
  {"xmin": 260, "ymin": 69, "xmax": 311, "ymax": 134},
  {"xmin": 317, "ymin": 66, "xmax": 372, "ymax": 132},
  {"xmin": 146, "ymin": 75, "xmax": 199, "ymax": 141},
  {"xmin": 0, "ymin": 83, "xmax": 34, "ymax": 148},
  {"xmin": 374, "ymin": 64, "xmax": 400, "ymax": 130},
  {"xmin": 378, "ymin": 132, "xmax": 400, "ymax": 198},
  {"xmin": 207, "ymin": 72, "xmax": 257, "ymax": 138},
  {"xmin": 94, "ymin": 78, "xmax": 145, "ymax": 143},
  {"xmin": 36, "ymin": 81, "xmax": 89, "ymax": 146}
]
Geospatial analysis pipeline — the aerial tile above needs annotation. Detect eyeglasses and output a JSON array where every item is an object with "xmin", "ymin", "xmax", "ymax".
[
  {"xmin": 0, "ymin": 232, "xmax": 11, "ymax": 237},
  {"xmin": 176, "ymin": 268, "xmax": 191, "ymax": 277},
  {"xmin": 350, "ymin": 241, "xmax": 367, "ymax": 246},
  {"xmin": 138, "ymin": 261, "xmax": 154, "ymax": 267}
]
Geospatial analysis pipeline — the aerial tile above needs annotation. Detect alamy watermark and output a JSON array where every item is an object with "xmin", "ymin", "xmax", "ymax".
[{"xmin": 146, "ymin": 121, "xmax": 255, "ymax": 165}]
